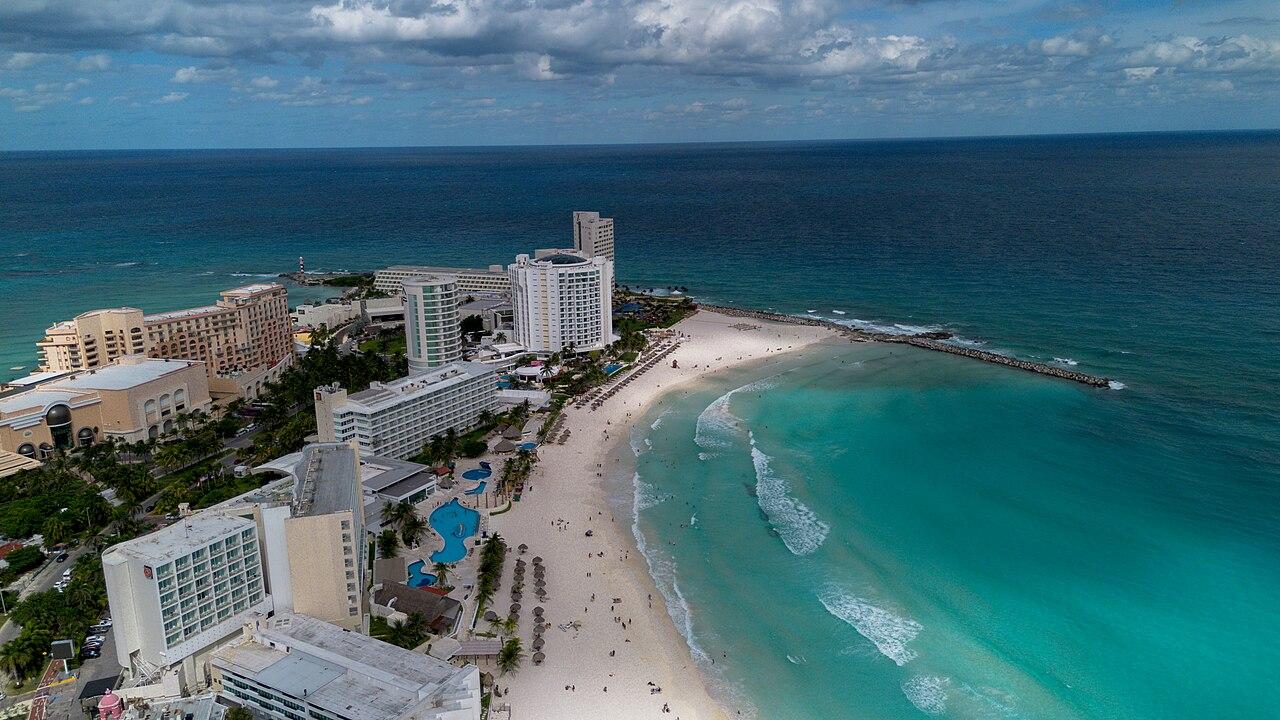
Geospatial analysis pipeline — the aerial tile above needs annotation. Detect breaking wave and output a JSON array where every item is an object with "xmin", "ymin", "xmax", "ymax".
[
  {"xmin": 748, "ymin": 432, "xmax": 829, "ymax": 556},
  {"xmin": 902, "ymin": 675, "xmax": 951, "ymax": 715},
  {"xmin": 818, "ymin": 584, "xmax": 922, "ymax": 666},
  {"xmin": 693, "ymin": 376, "xmax": 779, "ymax": 454}
]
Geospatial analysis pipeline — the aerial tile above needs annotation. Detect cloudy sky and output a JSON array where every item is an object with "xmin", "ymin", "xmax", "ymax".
[{"xmin": 2, "ymin": 0, "xmax": 1278, "ymax": 148}]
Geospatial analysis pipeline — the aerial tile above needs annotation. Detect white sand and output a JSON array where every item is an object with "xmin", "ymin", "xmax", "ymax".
[{"xmin": 489, "ymin": 310, "xmax": 837, "ymax": 719}]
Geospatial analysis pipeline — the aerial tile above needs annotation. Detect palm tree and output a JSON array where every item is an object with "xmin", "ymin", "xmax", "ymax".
[
  {"xmin": 404, "ymin": 611, "xmax": 428, "ymax": 640},
  {"xmin": 497, "ymin": 637, "xmax": 524, "ymax": 675},
  {"xmin": 399, "ymin": 513, "xmax": 427, "ymax": 548},
  {"xmin": 42, "ymin": 514, "xmax": 71, "ymax": 546},
  {"xmin": 376, "ymin": 529, "xmax": 400, "ymax": 559},
  {"xmin": 493, "ymin": 332, "xmax": 507, "ymax": 343},
  {"xmin": 431, "ymin": 562, "xmax": 451, "ymax": 587},
  {"xmin": 501, "ymin": 615, "xmax": 519, "ymax": 637}
]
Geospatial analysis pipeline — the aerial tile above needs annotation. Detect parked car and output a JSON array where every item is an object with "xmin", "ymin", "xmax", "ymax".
[
  {"xmin": 86, "ymin": 634, "xmax": 106, "ymax": 643},
  {"xmin": 62, "ymin": 568, "xmax": 72, "ymax": 578},
  {"xmin": 55, "ymin": 552, "xmax": 69, "ymax": 563},
  {"xmin": 80, "ymin": 648, "xmax": 100, "ymax": 659},
  {"xmin": 90, "ymin": 623, "xmax": 111, "ymax": 633}
]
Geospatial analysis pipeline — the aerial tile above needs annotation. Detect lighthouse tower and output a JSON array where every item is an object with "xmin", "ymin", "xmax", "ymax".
[{"xmin": 299, "ymin": 256, "xmax": 306, "ymax": 274}]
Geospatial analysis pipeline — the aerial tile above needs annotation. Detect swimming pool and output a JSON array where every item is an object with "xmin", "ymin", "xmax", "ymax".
[
  {"xmin": 461, "ymin": 467, "xmax": 491, "ymax": 481},
  {"xmin": 604, "ymin": 363, "xmax": 623, "ymax": 375},
  {"xmin": 518, "ymin": 442, "xmax": 537, "ymax": 451},
  {"xmin": 406, "ymin": 560, "xmax": 437, "ymax": 588},
  {"xmin": 429, "ymin": 499, "xmax": 481, "ymax": 564},
  {"xmin": 464, "ymin": 481, "xmax": 487, "ymax": 496}
]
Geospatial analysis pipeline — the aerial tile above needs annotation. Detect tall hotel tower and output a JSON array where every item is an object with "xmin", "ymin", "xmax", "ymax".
[
  {"xmin": 509, "ymin": 250, "xmax": 613, "ymax": 354},
  {"xmin": 403, "ymin": 275, "xmax": 462, "ymax": 373},
  {"xmin": 571, "ymin": 211, "xmax": 615, "ymax": 261}
]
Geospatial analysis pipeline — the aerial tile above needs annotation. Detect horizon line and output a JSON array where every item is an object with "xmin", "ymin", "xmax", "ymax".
[{"xmin": 3, "ymin": 127, "xmax": 1278, "ymax": 155}]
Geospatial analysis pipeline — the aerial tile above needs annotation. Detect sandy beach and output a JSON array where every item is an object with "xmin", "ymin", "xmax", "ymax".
[{"xmin": 489, "ymin": 310, "xmax": 837, "ymax": 719}]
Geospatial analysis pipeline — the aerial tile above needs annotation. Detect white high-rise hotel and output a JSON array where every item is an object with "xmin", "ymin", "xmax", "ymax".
[
  {"xmin": 509, "ymin": 250, "xmax": 614, "ymax": 354},
  {"xmin": 403, "ymin": 275, "xmax": 462, "ymax": 372}
]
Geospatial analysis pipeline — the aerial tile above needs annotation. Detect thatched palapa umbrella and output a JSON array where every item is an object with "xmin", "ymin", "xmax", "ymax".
[
  {"xmin": 533, "ymin": 652, "xmax": 545, "ymax": 665},
  {"xmin": 518, "ymin": 543, "xmax": 528, "ymax": 553},
  {"xmin": 532, "ymin": 556, "xmax": 543, "ymax": 564},
  {"xmin": 533, "ymin": 606, "xmax": 544, "ymax": 616},
  {"xmin": 483, "ymin": 610, "xmax": 498, "ymax": 622},
  {"xmin": 532, "ymin": 638, "xmax": 544, "ymax": 650},
  {"xmin": 510, "ymin": 603, "xmax": 521, "ymax": 613}
]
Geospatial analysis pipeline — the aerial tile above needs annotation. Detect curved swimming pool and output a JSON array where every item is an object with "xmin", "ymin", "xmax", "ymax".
[
  {"xmin": 406, "ymin": 560, "xmax": 437, "ymax": 588},
  {"xmin": 429, "ymin": 498, "xmax": 481, "ymax": 564}
]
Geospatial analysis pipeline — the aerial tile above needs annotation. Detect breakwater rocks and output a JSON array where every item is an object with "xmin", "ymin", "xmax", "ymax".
[{"xmin": 698, "ymin": 304, "xmax": 1111, "ymax": 388}]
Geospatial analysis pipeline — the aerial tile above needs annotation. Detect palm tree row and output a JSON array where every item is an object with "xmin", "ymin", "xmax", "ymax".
[
  {"xmin": 473, "ymin": 533, "xmax": 507, "ymax": 614},
  {"xmin": 380, "ymin": 499, "xmax": 427, "ymax": 548}
]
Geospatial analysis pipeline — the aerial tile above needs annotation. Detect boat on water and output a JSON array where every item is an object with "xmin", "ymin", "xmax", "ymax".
[
  {"xmin": 9, "ymin": 366, "xmax": 24, "ymax": 371},
  {"xmin": 806, "ymin": 309, "xmax": 816, "ymax": 313}
]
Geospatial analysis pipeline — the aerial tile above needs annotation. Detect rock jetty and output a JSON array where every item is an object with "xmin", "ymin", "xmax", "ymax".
[{"xmin": 699, "ymin": 303, "xmax": 1111, "ymax": 388}]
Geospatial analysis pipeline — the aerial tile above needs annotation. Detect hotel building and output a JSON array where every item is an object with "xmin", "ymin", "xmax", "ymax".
[
  {"xmin": 374, "ymin": 265, "xmax": 510, "ymax": 297},
  {"xmin": 403, "ymin": 275, "xmax": 462, "ymax": 372},
  {"xmin": 0, "ymin": 356, "xmax": 212, "ymax": 459},
  {"xmin": 212, "ymin": 613, "xmax": 481, "ymax": 720},
  {"xmin": 36, "ymin": 284, "xmax": 294, "ymax": 399},
  {"xmin": 103, "ymin": 513, "xmax": 270, "ymax": 694},
  {"xmin": 509, "ymin": 250, "xmax": 614, "ymax": 354},
  {"xmin": 314, "ymin": 362, "xmax": 497, "ymax": 460},
  {"xmin": 572, "ymin": 210, "xmax": 616, "ymax": 261},
  {"xmin": 214, "ymin": 443, "xmax": 368, "ymax": 631}
]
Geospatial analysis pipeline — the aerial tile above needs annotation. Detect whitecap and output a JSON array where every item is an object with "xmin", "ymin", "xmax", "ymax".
[
  {"xmin": 1108, "ymin": 380, "xmax": 1126, "ymax": 390},
  {"xmin": 832, "ymin": 309, "xmax": 847, "ymax": 315},
  {"xmin": 786, "ymin": 654, "xmax": 807, "ymax": 665},
  {"xmin": 632, "ymin": 472, "xmax": 672, "ymax": 512},
  {"xmin": 650, "ymin": 409, "xmax": 671, "ymax": 431},
  {"xmin": 230, "ymin": 272, "xmax": 277, "ymax": 278},
  {"xmin": 1052, "ymin": 357, "xmax": 1079, "ymax": 366},
  {"xmin": 902, "ymin": 675, "xmax": 951, "ymax": 715},
  {"xmin": 818, "ymin": 584, "xmax": 922, "ymax": 666},
  {"xmin": 693, "ymin": 376, "xmax": 779, "ymax": 454},
  {"xmin": 113, "ymin": 261, "xmax": 144, "ymax": 268},
  {"xmin": 749, "ymin": 432, "xmax": 829, "ymax": 556}
]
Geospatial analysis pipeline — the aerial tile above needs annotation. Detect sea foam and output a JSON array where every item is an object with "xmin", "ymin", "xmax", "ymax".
[
  {"xmin": 693, "ymin": 376, "xmax": 778, "ymax": 454},
  {"xmin": 902, "ymin": 675, "xmax": 951, "ymax": 715},
  {"xmin": 748, "ymin": 433, "xmax": 830, "ymax": 556},
  {"xmin": 818, "ymin": 585, "xmax": 922, "ymax": 666}
]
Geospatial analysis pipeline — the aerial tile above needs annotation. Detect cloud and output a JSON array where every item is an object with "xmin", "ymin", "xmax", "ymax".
[
  {"xmin": 250, "ymin": 75, "xmax": 279, "ymax": 88},
  {"xmin": 4, "ymin": 52, "xmax": 53, "ymax": 70},
  {"xmin": 172, "ymin": 65, "xmax": 237, "ymax": 84},
  {"xmin": 154, "ymin": 91, "xmax": 189, "ymax": 103},
  {"xmin": 76, "ymin": 53, "xmax": 111, "ymax": 71}
]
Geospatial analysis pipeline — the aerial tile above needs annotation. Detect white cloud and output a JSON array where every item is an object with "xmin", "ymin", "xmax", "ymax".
[
  {"xmin": 76, "ymin": 53, "xmax": 111, "ymax": 71},
  {"xmin": 172, "ymin": 66, "xmax": 236, "ymax": 84},
  {"xmin": 154, "ymin": 91, "xmax": 189, "ymax": 103},
  {"xmin": 250, "ymin": 75, "xmax": 279, "ymax": 89},
  {"xmin": 4, "ymin": 52, "xmax": 52, "ymax": 70}
]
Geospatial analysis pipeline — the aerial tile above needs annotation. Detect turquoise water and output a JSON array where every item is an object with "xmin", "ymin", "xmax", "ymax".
[
  {"xmin": 625, "ymin": 342, "xmax": 1280, "ymax": 720},
  {"xmin": 605, "ymin": 363, "xmax": 624, "ymax": 375},
  {"xmin": 464, "ymin": 481, "xmax": 487, "ymax": 496},
  {"xmin": 406, "ymin": 560, "xmax": 438, "ymax": 588},
  {"xmin": 428, "ymin": 499, "xmax": 480, "ymax": 563},
  {"xmin": 1, "ymin": 137, "xmax": 1277, "ymax": 717}
]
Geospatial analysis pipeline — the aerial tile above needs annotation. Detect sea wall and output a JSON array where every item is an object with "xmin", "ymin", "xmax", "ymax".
[{"xmin": 698, "ymin": 303, "xmax": 1111, "ymax": 388}]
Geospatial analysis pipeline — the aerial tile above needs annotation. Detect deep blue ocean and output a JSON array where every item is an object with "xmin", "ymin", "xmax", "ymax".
[{"xmin": 2, "ymin": 133, "xmax": 1278, "ymax": 718}]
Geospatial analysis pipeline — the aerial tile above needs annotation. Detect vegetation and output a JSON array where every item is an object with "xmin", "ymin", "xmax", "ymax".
[
  {"xmin": 0, "ymin": 554, "xmax": 107, "ymax": 682},
  {"xmin": 497, "ymin": 637, "xmax": 524, "ymax": 675},
  {"xmin": 320, "ymin": 273, "xmax": 374, "ymax": 288},
  {"xmin": 225, "ymin": 708, "xmax": 254, "ymax": 720},
  {"xmin": 496, "ymin": 451, "xmax": 536, "ymax": 498},
  {"xmin": 0, "ymin": 547, "xmax": 44, "ymax": 584},
  {"xmin": 460, "ymin": 314, "xmax": 485, "ymax": 338},
  {"xmin": 376, "ymin": 528, "xmax": 400, "ymax": 559},
  {"xmin": 473, "ymin": 534, "xmax": 507, "ymax": 614},
  {"xmin": 380, "ymin": 500, "xmax": 427, "ymax": 548},
  {"xmin": 358, "ymin": 325, "xmax": 408, "ymax": 356},
  {"xmin": 370, "ymin": 612, "xmax": 429, "ymax": 649}
]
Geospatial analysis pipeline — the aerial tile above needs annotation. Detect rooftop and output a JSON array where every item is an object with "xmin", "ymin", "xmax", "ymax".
[
  {"xmin": 222, "ymin": 283, "xmax": 282, "ymax": 297},
  {"xmin": 49, "ymin": 357, "xmax": 201, "ymax": 391},
  {"xmin": 342, "ymin": 362, "xmax": 494, "ymax": 413},
  {"xmin": 538, "ymin": 252, "xmax": 590, "ymax": 266},
  {"xmin": 104, "ymin": 513, "xmax": 253, "ymax": 565},
  {"xmin": 0, "ymin": 388, "xmax": 88, "ymax": 417},
  {"xmin": 214, "ymin": 613, "xmax": 477, "ymax": 720},
  {"xmin": 3, "ymin": 370, "xmax": 76, "ymax": 388},
  {"xmin": 291, "ymin": 444, "xmax": 362, "ymax": 518},
  {"xmin": 383, "ymin": 265, "xmax": 504, "ymax": 276},
  {"xmin": 144, "ymin": 305, "xmax": 223, "ymax": 322}
]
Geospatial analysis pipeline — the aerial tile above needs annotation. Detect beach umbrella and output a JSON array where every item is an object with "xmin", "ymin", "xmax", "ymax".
[
  {"xmin": 533, "ymin": 652, "xmax": 545, "ymax": 665},
  {"xmin": 533, "ymin": 606, "xmax": 544, "ymax": 616},
  {"xmin": 518, "ymin": 544, "xmax": 528, "ymax": 553},
  {"xmin": 534, "ymin": 579, "xmax": 546, "ymax": 588},
  {"xmin": 510, "ymin": 603, "xmax": 521, "ymax": 613},
  {"xmin": 532, "ymin": 556, "xmax": 543, "ymax": 563},
  {"xmin": 508, "ymin": 613, "xmax": 518, "ymax": 624},
  {"xmin": 532, "ymin": 638, "xmax": 544, "ymax": 650}
]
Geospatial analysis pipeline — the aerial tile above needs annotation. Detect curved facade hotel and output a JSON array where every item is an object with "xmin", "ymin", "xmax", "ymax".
[
  {"xmin": 509, "ymin": 250, "xmax": 614, "ymax": 354},
  {"xmin": 404, "ymin": 275, "xmax": 462, "ymax": 372}
]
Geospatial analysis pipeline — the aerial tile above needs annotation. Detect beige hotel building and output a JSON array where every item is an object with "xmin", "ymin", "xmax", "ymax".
[
  {"xmin": 36, "ymin": 283, "xmax": 294, "ymax": 399},
  {"xmin": 0, "ymin": 356, "xmax": 213, "ymax": 460}
]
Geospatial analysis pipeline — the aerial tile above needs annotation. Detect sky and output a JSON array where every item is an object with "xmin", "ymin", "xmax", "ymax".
[{"xmin": 1, "ymin": 0, "xmax": 1278, "ymax": 149}]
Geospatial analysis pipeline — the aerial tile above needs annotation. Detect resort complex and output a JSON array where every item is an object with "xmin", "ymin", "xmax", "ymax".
[{"xmin": 34, "ymin": 284, "xmax": 295, "ymax": 400}]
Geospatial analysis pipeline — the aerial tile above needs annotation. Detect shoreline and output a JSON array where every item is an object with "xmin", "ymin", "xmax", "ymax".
[{"xmin": 488, "ymin": 309, "xmax": 839, "ymax": 719}]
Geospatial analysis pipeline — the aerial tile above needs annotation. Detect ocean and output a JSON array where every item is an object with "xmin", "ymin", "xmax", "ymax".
[{"xmin": 2, "ymin": 133, "xmax": 1278, "ymax": 718}]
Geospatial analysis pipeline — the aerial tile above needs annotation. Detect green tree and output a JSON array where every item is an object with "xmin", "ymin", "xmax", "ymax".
[
  {"xmin": 225, "ymin": 707, "xmax": 254, "ymax": 720},
  {"xmin": 431, "ymin": 562, "xmax": 451, "ymax": 587},
  {"xmin": 399, "ymin": 514, "xmax": 427, "ymax": 548},
  {"xmin": 497, "ymin": 637, "xmax": 524, "ymax": 675},
  {"xmin": 376, "ymin": 529, "xmax": 400, "ymax": 559}
]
